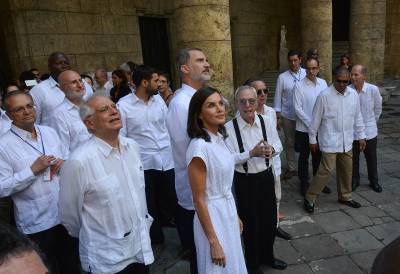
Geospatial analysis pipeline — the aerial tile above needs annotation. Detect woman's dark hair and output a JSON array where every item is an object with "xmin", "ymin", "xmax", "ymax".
[
  {"xmin": 112, "ymin": 69, "xmax": 128, "ymax": 86},
  {"xmin": 187, "ymin": 87, "xmax": 227, "ymax": 142},
  {"xmin": 81, "ymin": 74, "xmax": 93, "ymax": 85}
]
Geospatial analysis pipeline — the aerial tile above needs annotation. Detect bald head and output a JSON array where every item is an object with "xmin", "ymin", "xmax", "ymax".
[
  {"xmin": 58, "ymin": 70, "xmax": 85, "ymax": 102},
  {"xmin": 350, "ymin": 65, "xmax": 367, "ymax": 90}
]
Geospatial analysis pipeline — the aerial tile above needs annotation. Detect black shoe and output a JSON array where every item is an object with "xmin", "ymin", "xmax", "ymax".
[
  {"xmin": 370, "ymin": 182, "xmax": 382, "ymax": 193},
  {"xmin": 276, "ymin": 227, "xmax": 292, "ymax": 240},
  {"xmin": 352, "ymin": 181, "xmax": 360, "ymax": 191},
  {"xmin": 303, "ymin": 199, "xmax": 314, "ymax": 213},
  {"xmin": 338, "ymin": 199, "xmax": 361, "ymax": 208},
  {"xmin": 269, "ymin": 258, "xmax": 287, "ymax": 270},
  {"xmin": 322, "ymin": 186, "xmax": 331, "ymax": 194}
]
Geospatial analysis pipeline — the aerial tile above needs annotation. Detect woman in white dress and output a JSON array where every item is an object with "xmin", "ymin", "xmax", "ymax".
[{"xmin": 186, "ymin": 87, "xmax": 248, "ymax": 274}]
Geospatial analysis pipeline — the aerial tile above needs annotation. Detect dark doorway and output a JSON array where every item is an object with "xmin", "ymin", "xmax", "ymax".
[
  {"xmin": 139, "ymin": 17, "xmax": 171, "ymax": 75},
  {"xmin": 332, "ymin": 0, "xmax": 350, "ymax": 41}
]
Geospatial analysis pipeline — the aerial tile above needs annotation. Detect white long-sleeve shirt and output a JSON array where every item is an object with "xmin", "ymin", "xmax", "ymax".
[
  {"xmin": 59, "ymin": 136, "xmax": 154, "ymax": 274},
  {"xmin": 0, "ymin": 110, "xmax": 11, "ymax": 136},
  {"xmin": 47, "ymin": 98, "xmax": 91, "ymax": 158},
  {"xmin": 166, "ymin": 84, "xmax": 197, "ymax": 210},
  {"xmin": 309, "ymin": 85, "xmax": 366, "ymax": 153},
  {"xmin": 30, "ymin": 76, "xmax": 93, "ymax": 125},
  {"xmin": 225, "ymin": 114, "xmax": 283, "ymax": 174},
  {"xmin": 118, "ymin": 93, "xmax": 174, "ymax": 171},
  {"xmin": 0, "ymin": 124, "xmax": 63, "ymax": 234},
  {"xmin": 293, "ymin": 77, "xmax": 328, "ymax": 132},
  {"xmin": 274, "ymin": 68, "xmax": 306, "ymax": 120},
  {"xmin": 258, "ymin": 105, "xmax": 282, "ymax": 177},
  {"xmin": 349, "ymin": 82, "xmax": 382, "ymax": 140}
]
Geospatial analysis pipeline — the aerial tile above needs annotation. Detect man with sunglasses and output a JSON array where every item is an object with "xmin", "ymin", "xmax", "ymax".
[
  {"xmin": 293, "ymin": 58, "xmax": 330, "ymax": 196},
  {"xmin": 304, "ymin": 67, "xmax": 366, "ymax": 213},
  {"xmin": 247, "ymin": 79, "xmax": 292, "ymax": 241},
  {"xmin": 59, "ymin": 95, "xmax": 154, "ymax": 274}
]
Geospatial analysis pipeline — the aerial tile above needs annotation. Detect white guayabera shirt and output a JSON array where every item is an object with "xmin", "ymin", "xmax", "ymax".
[
  {"xmin": 59, "ymin": 136, "xmax": 154, "ymax": 274},
  {"xmin": 0, "ymin": 124, "xmax": 63, "ymax": 234}
]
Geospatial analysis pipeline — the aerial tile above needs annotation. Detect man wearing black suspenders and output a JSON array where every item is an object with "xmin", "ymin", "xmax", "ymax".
[{"xmin": 225, "ymin": 86, "xmax": 287, "ymax": 274}]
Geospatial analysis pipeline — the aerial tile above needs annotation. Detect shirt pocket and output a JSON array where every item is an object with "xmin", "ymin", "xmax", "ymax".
[{"xmin": 92, "ymin": 175, "xmax": 132, "ymax": 239}]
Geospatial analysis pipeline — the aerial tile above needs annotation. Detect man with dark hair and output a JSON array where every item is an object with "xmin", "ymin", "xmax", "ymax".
[
  {"xmin": 0, "ymin": 223, "xmax": 49, "ymax": 274},
  {"xmin": 166, "ymin": 48, "xmax": 211, "ymax": 274},
  {"xmin": 304, "ymin": 67, "xmax": 366, "ymax": 213},
  {"xmin": 274, "ymin": 50, "xmax": 306, "ymax": 179},
  {"xmin": 29, "ymin": 68, "xmax": 41, "ymax": 83},
  {"xmin": 0, "ymin": 91, "xmax": 80, "ymax": 274},
  {"xmin": 293, "ymin": 58, "xmax": 329, "ymax": 196},
  {"xmin": 118, "ymin": 65, "xmax": 177, "ymax": 246},
  {"xmin": 29, "ymin": 52, "xmax": 93, "ymax": 125},
  {"xmin": 350, "ymin": 64, "xmax": 382, "ymax": 192},
  {"xmin": 371, "ymin": 237, "xmax": 400, "ymax": 274}
]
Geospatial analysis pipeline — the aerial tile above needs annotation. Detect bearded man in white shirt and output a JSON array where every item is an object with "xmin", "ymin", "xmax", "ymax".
[
  {"xmin": 304, "ymin": 67, "xmax": 366, "ymax": 213},
  {"xmin": 59, "ymin": 95, "xmax": 153, "ymax": 274},
  {"xmin": 47, "ymin": 70, "xmax": 91, "ymax": 157},
  {"xmin": 118, "ymin": 65, "xmax": 178, "ymax": 246},
  {"xmin": 0, "ymin": 91, "xmax": 80, "ymax": 274},
  {"xmin": 293, "ymin": 58, "xmax": 331, "ymax": 196},
  {"xmin": 30, "ymin": 52, "xmax": 93, "ymax": 125},
  {"xmin": 274, "ymin": 50, "xmax": 306, "ymax": 179},
  {"xmin": 166, "ymin": 48, "xmax": 210, "ymax": 274},
  {"xmin": 350, "ymin": 65, "xmax": 383, "ymax": 193}
]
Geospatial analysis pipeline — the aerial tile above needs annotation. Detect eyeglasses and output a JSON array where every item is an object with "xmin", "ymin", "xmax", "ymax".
[
  {"xmin": 238, "ymin": 98, "xmax": 257, "ymax": 106},
  {"xmin": 95, "ymin": 104, "xmax": 118, "ymax": 114},
  {"xmin": 256, "ymin": 89, "xmax": 269, "ymax": 95},
  {"xmin": 335, "ymin": 80, "xmax": 349, "ymax": 85},
  {"xmin": 8, "ymin": 104, "xmax": 35, "ymax": 114}
]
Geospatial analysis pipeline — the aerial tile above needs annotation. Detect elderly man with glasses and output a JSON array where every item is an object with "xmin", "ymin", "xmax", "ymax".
[
  {"xmin": 303, "ymin": 67, "xmax": 366, "ymax": 214},
  {"xmin": 225, "ymin": 86, "xmax": 287, "ymax": 273}
]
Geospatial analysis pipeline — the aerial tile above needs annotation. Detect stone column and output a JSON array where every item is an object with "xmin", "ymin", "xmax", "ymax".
[
  {"xmin": 385, "ymin": 0, "xmax": 400, "ymax": 78},
  {"xmin": 350, "ymin": 0, "xmax": 386, "ymax": 84},
  {"xmin": 173, "ymin": 0, "xmax": 234, "ymax": 100},
  {"xmin": 301, "ymin": 0, "xmax": 332, "ymax": 83}
]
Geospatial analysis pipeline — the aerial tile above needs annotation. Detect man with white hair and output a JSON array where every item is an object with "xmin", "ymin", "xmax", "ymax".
[
  {"xmin": 59, "ymin": 95, "xmax": 154, "ymax": 274},
  {"xmin": 226, "ymin": 86, "xmax": 287, "ymax": 273}
]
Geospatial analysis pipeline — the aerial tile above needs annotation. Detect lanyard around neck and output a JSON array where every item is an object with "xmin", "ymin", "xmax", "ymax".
[{"xmin": 10, "ymin": 127, "xmax": 46, "ymax": 155}]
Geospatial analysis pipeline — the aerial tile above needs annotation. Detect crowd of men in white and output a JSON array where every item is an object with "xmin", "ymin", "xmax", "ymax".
[{"xmin": 0, "ymin": 47, "xmax": 382, "ymax": 274}]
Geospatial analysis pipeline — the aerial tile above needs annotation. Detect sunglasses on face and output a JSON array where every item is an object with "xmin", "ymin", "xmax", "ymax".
[
  {"xmin": 335, "ymin": 80, "xmax": 349, "ymax": 85},
  {"xmin": 256, "ymin": 89, "xmax": 269, "ymax": 96}
]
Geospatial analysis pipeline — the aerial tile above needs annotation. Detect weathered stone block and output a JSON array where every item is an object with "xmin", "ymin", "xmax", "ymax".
[
  {"xmin": 36, "ymin": 0, "xmax": 81, "ymax": 12},
  {"xmin": 331, "ymin": 229, "xmax": 384, "ymax": 253},
  {"xmin": 65, "ymin": 13, "xmax": 102, "ymax": 34},
  {"xmin": 75, "ymin": 54, "xmax": 106, "ymax": 72},
  {"xmin": 25, "ymin": 10, "xmax": 67, "ymax": 33},
  {"xmin": 291, "ymin": 234, "xmax": 344, "ymax": 261},
  {"xmin": 313, "ymin": 211, "xmax": 361, "ymax": 233},
  {"xmin": 309, "ymin": 256, "xmax": 364, "ymax": 274},
  {"xmin": 366, "ymin": 222, "xmax": 400, "ymax": 245},
  {"xmin": 42, "ymin": 34, "xmax": 86, "ymax": 55}
]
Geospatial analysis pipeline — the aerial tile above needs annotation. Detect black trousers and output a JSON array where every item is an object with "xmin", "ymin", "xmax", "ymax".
[
  {"xmin": 116, "ymin": 263, "xmax": 149, "ymax": 274},
  {"xmin": 234, "ymin": 169, "xmax": 277, "ymax": 272},
  {"xmin": 352, "ymin": 137, "xmax": 378, "ymax": 185},
  {"xmin": 28, "ymin": 224, "xmax": 80, "ymax": 274},
  {"xmin": 175, "ymin": 204, "xmax": 197, "ymax": 274},
  {"xmin": 144, "ymin": 169, "xmax": 178, "ymax": 244},
  {"xmin": 295, "ymin": 131, "xmax": 321, "ymax": 187}
]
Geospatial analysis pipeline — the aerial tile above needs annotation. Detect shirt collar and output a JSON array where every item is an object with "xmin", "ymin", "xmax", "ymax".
[
  {"xmin": 331, "ymin": 85, "xmax": 351, "ymax": 96},
  {"xmin": 237, "ymin": 113, "xmax": 260, "ymax": 130},
  {"xmin": 350, "ymin": 82, "xmax": 367, "ymax": 93},
  {"xmin": 48, "ymin": 76, "xmax": 59, "ymax": 88},
  {"xmin": 132, "ymin": 92, "xmax": 155, "ymax": 104},
  {"xmin": 305, "ymin": 77, "xmax": 320, "ymax": 86},
  {"xmin": 11, "ymin": 124, "xmax": 41, "ymax": 141},
  {"xmin": 205, "ymin": 129, "xmax": 224, "ymax": 143},
  {"xmin": 64, "ymin": 98, "xmax": 79, "ymax": 110},
  {"xmin": 94, "ymin": 135, "xmax": 129, "ymax": 158},
  {"xmin": 181, "ymin": 84, "xmax": 197, "ymax": 96}
]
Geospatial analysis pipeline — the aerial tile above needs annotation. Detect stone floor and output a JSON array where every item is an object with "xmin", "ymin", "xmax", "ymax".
[{"xmin": 152, "ymin": 93, "xmax": 400, "ymax": 274}]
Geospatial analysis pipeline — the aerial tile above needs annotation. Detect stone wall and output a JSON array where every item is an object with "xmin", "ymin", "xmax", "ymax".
[
  {"xmin": 230, "ymin": 0, "xmax": 301, "ymax": 87},
  {"xmin": 385, "ymin": 0, "xmax": 400, "ymax": 78},
  {"xmin": 2, "ymin": 0, "xmax": 149, "ymax": 78}
]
